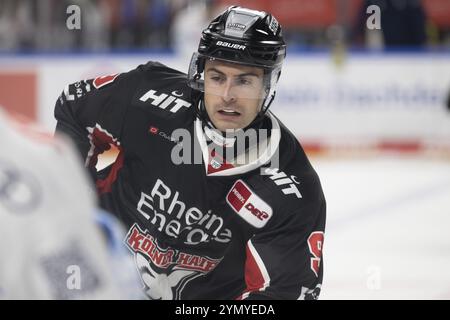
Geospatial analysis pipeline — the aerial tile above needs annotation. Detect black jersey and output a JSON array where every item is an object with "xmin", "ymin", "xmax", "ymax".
[{"xmin": 54, "ymin": 61, "xmax": 326, "ymax": 300}]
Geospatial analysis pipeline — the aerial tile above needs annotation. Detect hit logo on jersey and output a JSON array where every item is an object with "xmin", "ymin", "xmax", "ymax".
[{"xmin": 139, "ymin": 89, "xmax": 192, "ymax": 113}]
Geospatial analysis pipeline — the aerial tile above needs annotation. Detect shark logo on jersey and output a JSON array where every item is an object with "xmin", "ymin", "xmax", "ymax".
[{"xmin": 125, "ymin": 224, "xmax": 222, "ymax": 299}]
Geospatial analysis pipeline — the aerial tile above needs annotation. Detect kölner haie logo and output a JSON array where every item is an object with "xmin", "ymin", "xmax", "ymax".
[{"xmin": 226, "ymin": 180, "xmax": 272, "ymax": 229}]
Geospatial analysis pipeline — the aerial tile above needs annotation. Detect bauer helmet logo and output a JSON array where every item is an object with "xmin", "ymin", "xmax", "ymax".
[{"xmin": 216, "ymin": 41, "xmax": 246, "ymax": 51}]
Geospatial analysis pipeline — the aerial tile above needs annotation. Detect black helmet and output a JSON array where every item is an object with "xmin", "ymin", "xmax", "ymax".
[
  {"xmin": 198, "ymin": 6, "xmax": 285, "ymax": 68},
  {"xmin": 188, "ymin": 6, "xmax": 286, "ymax": 124}
]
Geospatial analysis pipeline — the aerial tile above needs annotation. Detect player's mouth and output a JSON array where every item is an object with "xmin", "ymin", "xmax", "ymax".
[{"xmin": 217, "ymin": 108, "xmax": 241, "ymax": 117}]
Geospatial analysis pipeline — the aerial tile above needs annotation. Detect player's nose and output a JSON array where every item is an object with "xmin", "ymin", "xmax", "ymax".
[{"xmin": 220, "ymin": 80, "xmax": 237, "ymax": 103}]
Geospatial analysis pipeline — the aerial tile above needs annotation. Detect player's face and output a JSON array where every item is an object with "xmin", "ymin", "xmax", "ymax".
[{"xmin": 204, "ymin": 60, "xmax": 265, "ymax": 131}]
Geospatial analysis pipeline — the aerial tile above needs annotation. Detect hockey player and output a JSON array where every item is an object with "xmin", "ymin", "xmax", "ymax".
[
  {"xmin": 0, "ymin": 109, "xmax": 140, "ymax": 299},
  {"xmin": 54, "ymin": 6, "xmax": 326, "ymax": 300}
]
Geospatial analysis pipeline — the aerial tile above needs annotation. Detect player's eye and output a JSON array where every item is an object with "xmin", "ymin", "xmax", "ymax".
[
  {"xmin": 209, "ymin": 74, "xmax": 224, "ymax": 83},
  {"xmin": 239, "ymin": 78, "xmax": 251, "ymax": 85}
]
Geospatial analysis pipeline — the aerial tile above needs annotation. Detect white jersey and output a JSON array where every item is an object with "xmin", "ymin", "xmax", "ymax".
[{"xmin": 0, "ymin": 110, "xmax": 136, "ymax": 299}]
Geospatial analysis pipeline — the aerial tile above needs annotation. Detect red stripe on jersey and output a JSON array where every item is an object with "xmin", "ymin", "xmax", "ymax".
[
  {"xmin": 236, "ymin": 243, "xmax": 267, "ymax": 300},
  {"xmin": 93, "ymin": 74, "xmax": 119, "ymax": 89}
]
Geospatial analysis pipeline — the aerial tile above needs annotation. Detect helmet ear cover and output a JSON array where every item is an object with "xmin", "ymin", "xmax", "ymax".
[{"xmin": 197, "ymin": 55, "xmax": 205, "ymax": 74}]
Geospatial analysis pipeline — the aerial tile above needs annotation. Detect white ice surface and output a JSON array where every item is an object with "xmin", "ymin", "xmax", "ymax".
[{"xmin": 311, "ymin": 156, "xmax": 450, "ymax": 299}]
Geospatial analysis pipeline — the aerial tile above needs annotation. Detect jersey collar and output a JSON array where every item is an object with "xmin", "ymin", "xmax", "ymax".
[{"xmin": 195, "ymin": 112, "xmax": 281, "ymax": 176}]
